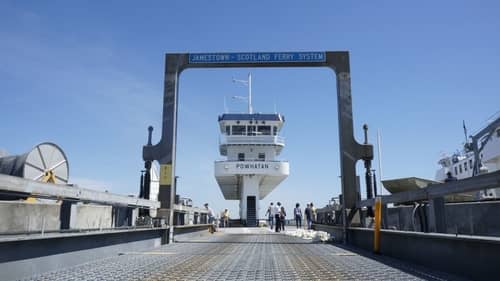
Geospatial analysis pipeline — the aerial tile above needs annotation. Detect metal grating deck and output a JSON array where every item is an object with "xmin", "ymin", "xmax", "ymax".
[{"xmin": 23, "ymin": 228, "xmax": 466, "ymax": 281}]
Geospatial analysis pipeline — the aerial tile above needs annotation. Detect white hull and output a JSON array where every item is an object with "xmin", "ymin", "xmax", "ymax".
[{"xmin": 436, "ymin": 118, "xmax": 500, "ymax": 199}]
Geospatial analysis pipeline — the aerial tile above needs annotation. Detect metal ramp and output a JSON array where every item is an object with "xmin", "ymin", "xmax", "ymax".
[{"xmin": 23, "ymin": 228, "xmax": 465, "ymax": 281}]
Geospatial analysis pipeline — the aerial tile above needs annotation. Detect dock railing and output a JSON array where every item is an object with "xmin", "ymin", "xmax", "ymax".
[{"xmin": 358, "ymin": 170, "xmax": 500, "ymax": 207}]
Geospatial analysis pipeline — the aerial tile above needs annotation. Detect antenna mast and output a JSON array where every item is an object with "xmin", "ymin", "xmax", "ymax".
[
  {"xmin": 377, "ymin": 129, "xmax": 383, "ymax": 195},
  {"xmin": 232, "ymin": 73, "xmax": 253, "ymax": 114},
  {"xmin": 248, "ymin": 73, "xmax": 252, "ymax": 114},
  {"xmin": 463, "ymin": 120, "xmax": 468, "ymax": 143}
]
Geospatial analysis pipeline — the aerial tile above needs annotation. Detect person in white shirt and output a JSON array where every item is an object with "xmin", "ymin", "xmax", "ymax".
[
  {"xmin": 205, "ymin": 203, "xmax": 214, "ymax": 220},
  {"xmin": 204, "ymin": 203, "xmax": 215, "ymax": 233},
  {"xmin": 310, "ymin": 202, "xmax": 317, "ymax": 222},
  {"xmin": 273, "ymin": 202, "xmax": 281, "ymax": 232},
  {"xmin": 265, "ymin": 202, "xmax": 274, "ymax": 229}
]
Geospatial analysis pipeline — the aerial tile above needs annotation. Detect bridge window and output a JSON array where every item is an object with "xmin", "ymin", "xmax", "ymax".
[
  {"xmin": 226, "ymin": 126, "xmax": 230, "ymax": 135},
  {"xmin": 258, "ymin": 126, "xmax": 271, "ymax": 135},
  {"xmin": 464, "ymin": 162, "xmax": 467, "ymax": 171},
  {"xmin": 469, "ymin": 159, "xmax": 473, "ymax": 169},
  {"xmin": 454, "ymin": 166, "xmax": 458, "ymax": 175},
  {"xmin": 248, "ymin": 126, "xmax": 256, "ymax": 136},
  {"xmin": 232, "ymin": 125, "xmax": 246, "ymax": 135},
  {"xmin": 258, "ymin": 153, "xmax": 265, "ymax": 161},
  {"xmin": 273, "ymin": 126, "xmax": 278, "ymax": 135},
  {"xmin": 238, "ymin": 153, "xmax": 245, "ymax": 161},
  {"xmin": 497, "ymin": 129, "xmax": 500, "ymax": 137},
  {"xmin": 459, "ymin": 164, "xmax": 463, "ymax": 174}
]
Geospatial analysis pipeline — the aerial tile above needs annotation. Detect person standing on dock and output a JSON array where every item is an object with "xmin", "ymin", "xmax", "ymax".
[
  {"xmin": 294, "ymin": 203, "xmax": 302, "ymax": 229},
  {"xmin": 275, "ymin": 202, "xmax": 282, "ymax": 232},
  {"xmin": 310, "ymin": 202, "xmax": 317, "ymax": 223},
  {"xmin": 305, "ymin": 203, "xmax": 312, "ymax": 230},
  {"xmin": 204, "ymin": 203, "xmax": 215, "ymax": 233},
  {"xmin": 222, "ymin": 208, "xmax": 229, "ymax": 228},
  {"xmin": 280, "ymin": 204, "xmax": 287, "ymax": 231},
  {"xmin": 265, "ymin": 202, "xmax": 274, "ymax": 229}
]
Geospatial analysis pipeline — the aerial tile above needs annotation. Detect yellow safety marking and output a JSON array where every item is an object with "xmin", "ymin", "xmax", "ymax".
[
  {"xmin": 25, "ymin": 197, "xmax": 37, "ymax": 203},
  {"xmin": 159, "ymin": 164, "xmax": 172, "ymax": 185}
]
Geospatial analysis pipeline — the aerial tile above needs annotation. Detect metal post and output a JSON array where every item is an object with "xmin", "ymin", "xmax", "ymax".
[
  {"xmin": 373, "ymin": 197, "xmax": 382, "ymax": 253},
  {"xmin": 41, "ymin": 216, "xmax": 46, "ymax": 236},
  {"xmin": 363, "ymin": 124, "xmax": 374, "ymax": 217},
  {"xmin": 429, "ymin": 197, "xmax": 447, "ymax": 233},
  {"xmin": 248, "ymin": 73, "xmax": 253, "ymax": 114},
  {"xmin": 372, "ymin": 170, "xmax": 378, "ymax": 197},
  {"xmin": 377, "ymin": 129, "xmax": 383, "ymax": 195}
]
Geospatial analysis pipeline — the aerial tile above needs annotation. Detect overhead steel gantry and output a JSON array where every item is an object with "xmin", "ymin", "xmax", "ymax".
[{"xmin": 142, "ymin": 51, "xmax": 373, "ymax": 243}]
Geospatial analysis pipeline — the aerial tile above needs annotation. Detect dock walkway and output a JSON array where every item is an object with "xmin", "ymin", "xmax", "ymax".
[{"xmin": 23, "ymin": 228, "xmax": 464, "ymax": 281}]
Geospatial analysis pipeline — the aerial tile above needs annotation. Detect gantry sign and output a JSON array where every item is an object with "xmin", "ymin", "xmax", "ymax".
[{"xmin": 143, "ymin": 51, "xmax": 373, "ymax": 241}]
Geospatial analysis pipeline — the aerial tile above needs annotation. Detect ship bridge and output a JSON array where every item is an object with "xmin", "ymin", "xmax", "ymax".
[{"xmin": 214, "ymin": 113, "xmax": 289, "ymax": 226}]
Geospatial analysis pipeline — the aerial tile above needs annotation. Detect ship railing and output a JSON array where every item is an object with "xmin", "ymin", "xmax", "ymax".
[
  {"xmin": 359, "ymin": 169, "xmax": 500, "ymax": 208},
  {"xmin": 219, "ymin": 135, "xmax": 285, "ymax": 146}
]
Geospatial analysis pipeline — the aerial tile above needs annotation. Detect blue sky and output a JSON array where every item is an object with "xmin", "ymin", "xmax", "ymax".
[{"xmin": 1, "ymin": 1, "xmax": 499, "ymax": 218}]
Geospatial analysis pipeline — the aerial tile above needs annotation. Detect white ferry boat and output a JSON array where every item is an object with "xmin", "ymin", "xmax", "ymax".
[
  {"xmin": 213, "ymin": 74, "xmax": 289, "ymax": 226},
  {"xmin": 435, "ymin": 113, "xmax": 500, "ymax": 198}
]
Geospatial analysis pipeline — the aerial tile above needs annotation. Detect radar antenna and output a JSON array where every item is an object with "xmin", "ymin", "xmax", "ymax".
[
  {"xmin": 463, "ymin": 120, "xmax": 472, "ymax": 151},
  {"xmin": 232, "ymin": 73, "xmax": 253, "ymax": 114}
]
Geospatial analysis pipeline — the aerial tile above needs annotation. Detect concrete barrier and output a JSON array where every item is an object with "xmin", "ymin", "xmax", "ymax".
[
  {"xmin": 70, "ymin": 203, "xmax": 112, "ymax": 229},
  {"xmin": 0, "ymin": 201, "xmax": 60, "ymax": 233}
]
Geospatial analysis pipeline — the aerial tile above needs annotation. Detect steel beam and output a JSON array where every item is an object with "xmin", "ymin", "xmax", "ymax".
[
  {"xmin": 0, "ymin": 174, "xmax": 160, "ymax": 209},
  {"xmin": 358, "ymin": 170, "xmax": 500, "ymax": 207}
]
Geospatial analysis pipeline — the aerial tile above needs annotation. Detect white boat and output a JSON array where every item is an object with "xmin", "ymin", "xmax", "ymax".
[
  {"xmin": 435, "ymin": 113, "xmax": 500, "ymax": 199},
  {"xmin": 213, "ymin": 74, "xmax": 289, "ymax": 226}
]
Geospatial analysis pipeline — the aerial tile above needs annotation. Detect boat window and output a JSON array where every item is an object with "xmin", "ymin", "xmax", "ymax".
[
  {"xmin": 258, "ymin": 153, "xmax": 265, "ymax": 161},
  {"xmin": 464, "ymin": 162, "xmax": 467, "ymax": 171},
  {"xmin": 459, "ymin": 164, "xmax": 463, "ymax": 174},
  {"xmin": 469, "ymin": 159, "xmax": 473, "ymax": 169},
  {"xmin": 238, "ymin": 153, "xmax": 245, "ymax": 161},
  {"xmin": 454, "ymin": 166, "xmax": 458, "ymax": 175},
  {"xmin": 248, "ymin": 126, "xmax": 256, "ymax": 136},
  {"xmin": 273, "ymin": 126, "xmax": 278, "ymax": 136},
  {"xmin": 225, "ymin": 126, "xmax": 231, "ymax": 135},
  {"xmin": 232, "ymin": 125, "xmax": 246, "ymax": 136},
  {"xmin": 258, "ymin": 126, "xmax": 271, "ymax": 135}
]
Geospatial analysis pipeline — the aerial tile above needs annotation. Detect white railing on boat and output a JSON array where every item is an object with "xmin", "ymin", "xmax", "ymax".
[{"xmin": 219, "ymin": 135, "xmax": 285, "ymax": 146}]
